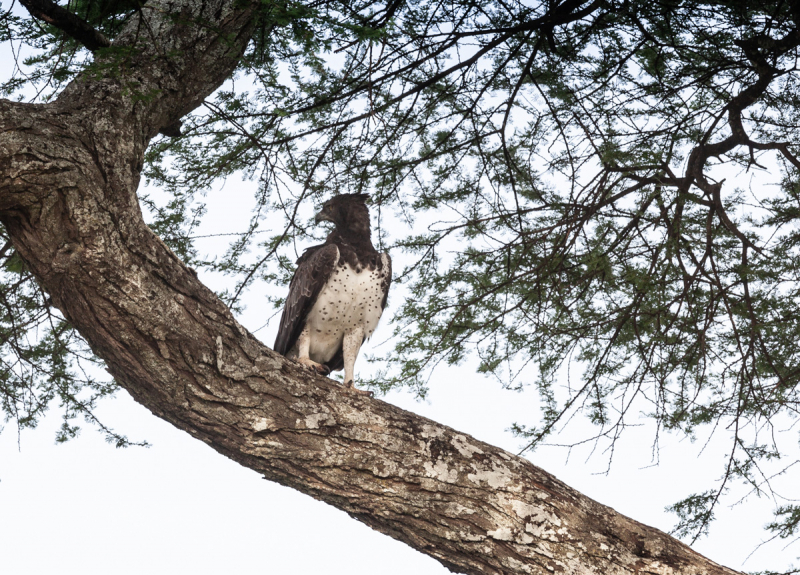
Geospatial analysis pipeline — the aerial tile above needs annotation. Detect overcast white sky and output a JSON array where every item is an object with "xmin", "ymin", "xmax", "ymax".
[
  {"xmin": 2, "ymin": 172, "xmax": 798, "ymax": 574},
  {"xmin": 1, "ymin": 346, "xmax": 796, "ymax": 574},
  {"xmin": 1, "ymin": 4, "xmax": 799, "ymax": 572}
]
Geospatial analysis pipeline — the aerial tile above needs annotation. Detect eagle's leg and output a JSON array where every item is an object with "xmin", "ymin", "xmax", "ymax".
[
  {"xmin": 292, "ymin": 326, "xmax": 331, "ymax": 375},
  {"xmin": 342, "ymin": 327, "xmax": 372, "ymax": 396}
]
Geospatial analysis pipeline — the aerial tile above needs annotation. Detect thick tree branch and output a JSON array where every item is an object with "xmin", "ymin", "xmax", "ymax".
[
  {"xmin": 676, "ymin": 25, "xmax": 800, "ymax": 255},
  {"xmin": 0, "ymin": 1, "xmax": 743, "ymax": 573},
  {"xmin": 19, "ymin": 0, "xmax": 111, "ymax": 51}
]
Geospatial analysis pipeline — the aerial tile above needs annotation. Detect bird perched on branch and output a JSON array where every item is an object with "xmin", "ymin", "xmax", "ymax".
[{"xmin": 274, "ymin": 194, "xmax": 391, "ymax": 396}]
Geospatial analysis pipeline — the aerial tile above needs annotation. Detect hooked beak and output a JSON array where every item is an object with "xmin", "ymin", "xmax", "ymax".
[{"xmin": 314, "ymin": 210, "xmax": 332, "ymax": 224}]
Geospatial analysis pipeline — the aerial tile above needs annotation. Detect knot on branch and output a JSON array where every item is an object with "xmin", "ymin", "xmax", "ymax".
[{"xmin": 159, "ymin": 120, "xmax": 183, "ymax": 138}]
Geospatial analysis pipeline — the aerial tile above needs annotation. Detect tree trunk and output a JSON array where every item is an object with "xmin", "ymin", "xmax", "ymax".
[{"xmin": 0, "ymin": 2, "xmax": 740, "ymax": 574}]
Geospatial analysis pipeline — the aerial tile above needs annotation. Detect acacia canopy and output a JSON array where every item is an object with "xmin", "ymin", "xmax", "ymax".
[{"xmin": 3, "ymin": 0, "xmax": 800, "ymax": 562}]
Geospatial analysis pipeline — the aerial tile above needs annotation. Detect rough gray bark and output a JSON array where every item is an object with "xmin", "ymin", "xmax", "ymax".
[{"xmin": 0, "ymin": 2, "xmax": 740, "ymax": 574}]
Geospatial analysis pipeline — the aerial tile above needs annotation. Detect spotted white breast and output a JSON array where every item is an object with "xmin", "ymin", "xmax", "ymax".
[{"xmin": 304, "ymin": 251, "xmax": 390, "ymax": 364}]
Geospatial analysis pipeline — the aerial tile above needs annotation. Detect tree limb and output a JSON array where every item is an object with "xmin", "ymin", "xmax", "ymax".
[{"xmin": 19, "ymin": 0, "xmax": 111, "ymax": 51}]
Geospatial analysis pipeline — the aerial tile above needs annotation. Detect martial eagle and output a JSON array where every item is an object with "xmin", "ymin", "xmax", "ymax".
[{"xmin": 274, "ymin": 194, "xmax": 391, "ymax": 395}]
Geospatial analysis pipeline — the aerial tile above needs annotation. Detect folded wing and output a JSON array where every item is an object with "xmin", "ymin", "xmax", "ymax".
[{"xmin": 273, "ymin": 244, "xmax": 340, "ymax": 356}]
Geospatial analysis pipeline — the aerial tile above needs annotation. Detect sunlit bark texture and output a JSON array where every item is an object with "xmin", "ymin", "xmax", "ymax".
[{"xmin": 0, "ymin": 1, "xmax": 741, "ymax": 574}]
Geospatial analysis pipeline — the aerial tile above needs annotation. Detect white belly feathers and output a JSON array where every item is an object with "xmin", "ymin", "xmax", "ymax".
[{"xmin": 305, "ymin": 256, "xmax": 388, "ymax": 364}]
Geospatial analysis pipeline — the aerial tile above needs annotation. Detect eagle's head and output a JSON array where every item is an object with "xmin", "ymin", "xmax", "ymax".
[{"xmin": 314, "ymin": 193, "xmax": 371, "ymax": 236}]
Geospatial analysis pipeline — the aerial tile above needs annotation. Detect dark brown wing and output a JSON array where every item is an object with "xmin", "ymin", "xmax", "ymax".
[
  {"xmin": 326, "ymin": 349, "xmax": 345, "ymax": 372},
  {"xmin": 273, "ymin": 244, "xmax": 339, "ymax": 356}
]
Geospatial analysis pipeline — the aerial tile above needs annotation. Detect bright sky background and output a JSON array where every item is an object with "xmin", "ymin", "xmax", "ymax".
[
  {"xmin": 1, "ymin": 173, "xmax": 798, "ymax": 575},
  {"xmin": 1, "ymin": 4, "xmax": 799, "ymax": 572}
]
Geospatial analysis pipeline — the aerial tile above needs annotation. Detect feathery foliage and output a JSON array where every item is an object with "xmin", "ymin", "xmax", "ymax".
[{"xmin": 4, "ymin": 0, "xmax": 800, "ymax": 554}]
